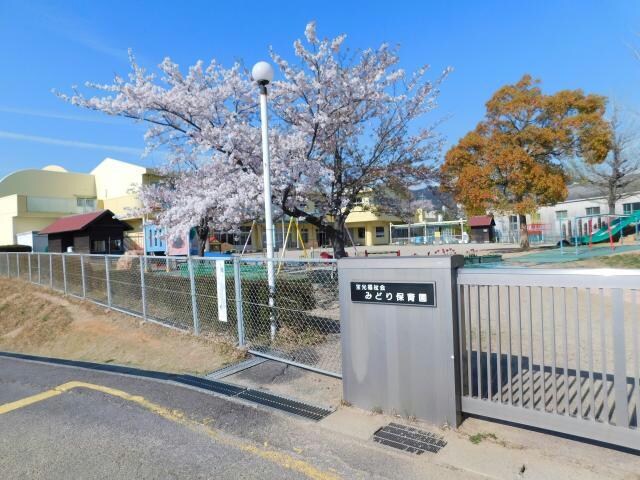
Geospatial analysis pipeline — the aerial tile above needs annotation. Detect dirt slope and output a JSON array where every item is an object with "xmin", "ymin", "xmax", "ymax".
[{"xmin": 0, "ymin": 278, "xmax": 243, "ymax": 374}]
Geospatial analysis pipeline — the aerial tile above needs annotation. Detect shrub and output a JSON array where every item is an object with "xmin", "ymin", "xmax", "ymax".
[{"xmin": 0, "ymin": 245, "xmax": 32, "ymax": 252}]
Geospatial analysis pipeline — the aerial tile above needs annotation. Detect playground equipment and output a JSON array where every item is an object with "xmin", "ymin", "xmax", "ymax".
[
  {"xmin": 557, "ymin": 211, "xmax": 640, "ymax": 255},
  {"xmin": 390, "ymin": 219, "xmax": 467, "ymax": 245},
  {"xmin": 277, "ymin": 217, "xmax": 309, "ymax": 274},
  {"xmin": 144, "ymin": 224, "xmax": 199, "ymax": 256}
]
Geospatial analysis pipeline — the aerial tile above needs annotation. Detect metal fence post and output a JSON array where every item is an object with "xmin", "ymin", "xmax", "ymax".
[
  {"xmin": 234, "ymin": 258, "xmax": 245, "ymax": 346},
  {"xmin": 62, "ymin": 254, "xmax": 67, "ymax": 294},
  {"xmin": 16, "ymin": 253, "xmax": 20, "ymax": 278},
  {"xmin": 612, "ymin": 288, "xmax": 628, "ymax": 428},
  {"xmin": 37, "ymin": 254, "xmax": 41, "ymax": 284},
  {"xmin": 104, "ymin": 255, "xmax": 112, "ymax": 307},
  {"xmin": 5, "ymin": 253, "xmax": 9, "ymax": 277},
  {"xmin": 80, "ymin": 255, "xmax": 86, "ymax": 297},
  {"xmin": 49, "ymin": 254, "xmax": 53, "ymax": 288},
  {"xmin": 188, "ymin": 257, "xmax": 200, "ymax": 335},
  {"xmin": 140, "ymin": 256, "xmax": 147, "ymax": 320},
  {"xmin": 27, "ymin": 254, "xmax": 32, "ymax": 282}
]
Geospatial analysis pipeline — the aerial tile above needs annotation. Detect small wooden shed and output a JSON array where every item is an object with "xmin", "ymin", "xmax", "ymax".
[
  {"xmin": 468, "ymin": 215, "xmax": 496, "ymax": 243},
  {"xmin": 40, "ymin": 210, "xmax": 132, "ymax": 254}
]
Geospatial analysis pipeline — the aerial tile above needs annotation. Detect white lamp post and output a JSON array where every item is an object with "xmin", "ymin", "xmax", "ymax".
[{"xmin": 252, "ymin": 60, "xmax": 277, "ymax": 340}]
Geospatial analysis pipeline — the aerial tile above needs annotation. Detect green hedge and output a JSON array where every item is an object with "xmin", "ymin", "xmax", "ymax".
[
  {"xmin": 102, "ymin": 266, "xmax": 322, "ymax": 339},
  {"xmin": 0, "ymin": 245, "xmax": 32, "ymax": 252}
]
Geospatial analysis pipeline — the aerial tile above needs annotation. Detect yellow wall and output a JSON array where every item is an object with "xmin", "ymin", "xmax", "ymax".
[
  {"xmin": 99, "ymin": 194, "xmax": 143, "ymax": 223},
  {"xmin": 0, "ymin": 169, "xmax": 95, "ymax": 198},
  {"xmin": 0, "ymin": 195, "xmax": 18, "ymax": 245},
  {"xmin": 91, "ymin": 158, "xmax": 147, "ymax": 200},
  {"xmin": 0, "ymin": 158, "xmax": 151, "ymax": 246}
]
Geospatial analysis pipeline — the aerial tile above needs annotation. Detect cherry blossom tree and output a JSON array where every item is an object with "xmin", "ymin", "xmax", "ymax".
[{"xmin": 60, "ymin": 22, "xmax": 449, "ymax": 257}]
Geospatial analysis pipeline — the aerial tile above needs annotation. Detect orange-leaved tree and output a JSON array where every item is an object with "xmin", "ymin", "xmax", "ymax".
[{"xmin": 440, "ymin": 75, "xmax": 611, "ymax": 248}]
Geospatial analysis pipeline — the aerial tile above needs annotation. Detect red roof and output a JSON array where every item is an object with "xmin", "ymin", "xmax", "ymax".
[
  {"xmin": 40, "ymin": 210, "xmax": 118, "ymax": 235},
  {"xmin": 468, "ymin": 215, "xmax": 495, "ymax": 228}
]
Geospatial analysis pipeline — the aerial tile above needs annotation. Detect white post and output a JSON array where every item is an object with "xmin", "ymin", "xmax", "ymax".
[
  {"xmin": 188, "ymin": 257, "xmax": 200, "ymax": 335},
  {"xmin": 62, "ymin": 255, "xmax": 67, "ymax": 294},
  {"xmin": 37, "ymin": 254, "xmax": 41, "ymax": 284},
  {"xmin": 49, "ymin": 254, "xmax": 53, "ymax": 288},
  {"xmin": 233, "ymin": 258, "xmax": 245, "ymax": 346},
  {"xmin": 80, "ymin": 255, "xmax": 86, "ymax": 297},
  {"xmin": 104, "ymin": 256, "xmax": 112, "ymax": 307},
  {"xmin": 27, "ymin": 254, "xmax": 32, "ymax": 282},
  {"xmin": 139, "ymin": 256, "xmax": 147, "ymax": 320},
  {"xmin": 259, "ymin": 83, "xmax": 277, "ymax": 340}
]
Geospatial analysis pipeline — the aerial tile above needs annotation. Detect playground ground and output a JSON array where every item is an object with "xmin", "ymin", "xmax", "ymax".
[{"xmin": 273, "ymin": 236, "xmax": 640, "ymax": 268}]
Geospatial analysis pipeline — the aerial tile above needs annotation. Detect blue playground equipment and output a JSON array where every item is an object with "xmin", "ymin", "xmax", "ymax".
[{"xmin": 144, "ymin": 224, "xmax": 167, "ymax": 254}]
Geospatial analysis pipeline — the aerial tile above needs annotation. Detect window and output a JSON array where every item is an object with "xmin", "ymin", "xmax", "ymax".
[
  {"xmin": 109, "ymin": 239, "xmax": 123, "ymax": 252},
  {"xmin": 357, "ymin": 227, "xmax": 366, "ymax": 239},
  {"xmin": 92, "ymin": 240, "xmax": 106, "ymax": 252},
  {"xmin": 556, "ymin": 210, "xmax": 568, "ymax": 220},
  {"xmin": 623, "ymin": 202, "xmax": 640, "ymax": 215},
  {"xmin": 300, "ymin": 228, "xmax": 309, "ymax": 243},
  {"xmin": 375, "ymin": 226, "xmax": 385, "ymax": 238},
  {"xmin": 585, "ymin": 206, "xmax": 600, "ymax": 216},
  {"xmin": 76, "ymin": 197, "xmax": 96, "ymax": 212}
]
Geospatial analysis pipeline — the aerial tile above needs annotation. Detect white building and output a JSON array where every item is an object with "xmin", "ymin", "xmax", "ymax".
[{"xmin": 493, "ymin": 182, "xmax": 640, "ymax": 244}]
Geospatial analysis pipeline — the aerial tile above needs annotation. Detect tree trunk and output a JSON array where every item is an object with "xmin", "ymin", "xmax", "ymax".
[
  {"xmin": 332, "ymin": 218, "xmax": 348, "ymax": 259},
  {"xmin": 608, "ymin": 193, "xmax": 616, "ymax": 215},
  {"xmin": 195, "ymin": 220, "xmax": 209, "ymax": 257},
  {"xmin": 519, "ymin": 214, "xmax": 530, "ymax": 250}
]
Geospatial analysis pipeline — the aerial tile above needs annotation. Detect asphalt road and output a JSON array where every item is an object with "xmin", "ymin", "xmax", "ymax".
[{"xmin": 0, "ymin": 356, "xmax": 474, "ymax": 480}]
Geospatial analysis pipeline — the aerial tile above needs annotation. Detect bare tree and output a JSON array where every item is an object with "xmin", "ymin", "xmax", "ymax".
[{"xmin": 571, "ymin": 107, "xmax": 640, "ymax": 214}]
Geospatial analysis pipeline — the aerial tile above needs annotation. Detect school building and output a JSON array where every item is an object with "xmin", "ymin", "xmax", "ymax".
[{"xmin": 0, "ymin": 158, "xmax": 157, "ymax": 249}]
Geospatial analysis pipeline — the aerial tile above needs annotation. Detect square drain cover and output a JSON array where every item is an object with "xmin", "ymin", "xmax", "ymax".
[{"xmin": 373, "ymin": 423, "xmax": 446, "ymax": 454}]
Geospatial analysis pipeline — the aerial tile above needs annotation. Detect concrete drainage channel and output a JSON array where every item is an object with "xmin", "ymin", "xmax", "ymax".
[{"xmin": 0, "ymin": 351, "xmax": 333, "ymax": 421}]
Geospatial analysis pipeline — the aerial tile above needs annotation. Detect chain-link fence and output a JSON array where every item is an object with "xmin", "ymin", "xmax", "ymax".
[{"xmin": 0, "ymin": 252, "xmax": 342, "ymax": 377}]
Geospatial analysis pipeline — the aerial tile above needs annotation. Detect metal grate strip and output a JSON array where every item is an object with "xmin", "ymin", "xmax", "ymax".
[
  {"xmin": 373, "ymin": 423, "xmax": 446, "ymax": 455},
  {"xmin": 205, "ymin": 357, "xmax": 268, "ymax": 380},
  {"xmin": 0, "ymin": 351, "xmax": 333, "ymax": 421},
  {"xmin": 173, "ymin": 375, "xmax": 248, "ymax": 397},
  {"xmin": 236, "ymin": 389, "xmax": 332, "ymax": 421}
]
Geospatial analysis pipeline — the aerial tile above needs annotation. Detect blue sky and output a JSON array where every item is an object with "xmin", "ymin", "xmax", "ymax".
[{"xmin": 1, "ymin": 0, "xmax": 639, "ymax": 179}]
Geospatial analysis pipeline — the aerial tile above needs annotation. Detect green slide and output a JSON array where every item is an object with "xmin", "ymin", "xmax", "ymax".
[{"xmin": 577, "ymin": 211, "xmax": 640, "ymax": 244}]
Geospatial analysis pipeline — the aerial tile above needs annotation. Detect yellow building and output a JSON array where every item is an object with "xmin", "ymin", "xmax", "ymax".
[
  {"xmin": 233, "ymin": 194, "xmax": 405, "ymax": 252},
  {"xmin": 0, "ymin": 158, "xmax": 154, "ymax": 248}
]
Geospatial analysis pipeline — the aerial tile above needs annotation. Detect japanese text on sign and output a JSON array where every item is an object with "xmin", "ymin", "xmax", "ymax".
[{"xmin": 350, "ymin": 282, "xmax": 436, "ymax": 307}]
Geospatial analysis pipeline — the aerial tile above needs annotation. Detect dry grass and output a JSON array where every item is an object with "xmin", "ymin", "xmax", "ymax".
[{"xmin": 0, "ymin": 277, "xmax": 244, "ymax": 374}]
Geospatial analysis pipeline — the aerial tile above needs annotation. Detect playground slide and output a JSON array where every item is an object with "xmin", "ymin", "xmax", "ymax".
[{"xmin": 577, "ymin": 212, "xmax": 640, "ymax": 245}]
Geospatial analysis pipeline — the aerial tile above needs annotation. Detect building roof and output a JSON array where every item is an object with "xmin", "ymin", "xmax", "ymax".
[
  {"xmin": 566, "ymin": 175, "xmax": 640, "ymax": 201},
  {"xmin": 40, "ymin": 210, "xmax": 130, "ymax": 235},
  {"xmin": 468, "ymin": 215, "xmax": 495, "ymax": 227}
]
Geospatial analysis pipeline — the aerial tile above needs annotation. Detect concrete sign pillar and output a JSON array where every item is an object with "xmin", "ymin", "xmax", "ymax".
[{"xmin": 338, "ymin": 256, "xmax": 464, "ymax": 427}]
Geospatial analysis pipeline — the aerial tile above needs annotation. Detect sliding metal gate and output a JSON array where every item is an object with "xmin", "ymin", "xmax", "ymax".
[{"xmin": 456, "ymin": 267, "xmax": 640, "ymax": 450}]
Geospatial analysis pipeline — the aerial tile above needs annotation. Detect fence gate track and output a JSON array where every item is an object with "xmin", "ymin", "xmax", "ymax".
[{"xmin": 1, "ymin": 252, "xmax": 341, "ymax": 378}]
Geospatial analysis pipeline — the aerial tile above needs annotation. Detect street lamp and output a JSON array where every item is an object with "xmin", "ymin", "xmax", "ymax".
[{"xmin": 252, "ymin": 60, "xmax": 277, "ymax": 340}]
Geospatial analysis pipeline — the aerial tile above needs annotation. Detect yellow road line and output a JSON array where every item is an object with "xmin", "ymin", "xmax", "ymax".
[
  {"xmin": 0, "ymin": 388, "xmax": 64, "ymax": 415},
  {"xmin": 0, "ymin": 381, "xmax": 340, "ymax": 480}
]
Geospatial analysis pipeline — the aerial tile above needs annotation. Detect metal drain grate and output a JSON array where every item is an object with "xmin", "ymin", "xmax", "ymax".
[
  {"xmin": 0, "ymin": 351, "xmax": 333, "ymax": 421},
  {"xmin": 205, "ymin": 357, "xmax": 268, "ymax": 380},
  {"xmin": 237, "ymin": 389, "xmax": 332, "ymax": 421},
  {"xmin": 373, "ymin": 423, "xmax": 447, "ymax": 454},
  {"xmin": 174, "ymin": 375, "xmax": 332, "ymax": 421},
  {"xmin": 173, "ymin": 375, "xmax": 247, "ymax": 397}
]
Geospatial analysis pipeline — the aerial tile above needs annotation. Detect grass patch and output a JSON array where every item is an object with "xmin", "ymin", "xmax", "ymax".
[
  {"xmin": 469, "ymin": 432, "xmax": 498, "ymax": 445},
  {"xmin": 595, "ymin": 253, "xmax": 640, "ymax": 268},
  {"xmin": 565, "ymin": 252, "xmax": 640, "ymax": 269}
]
